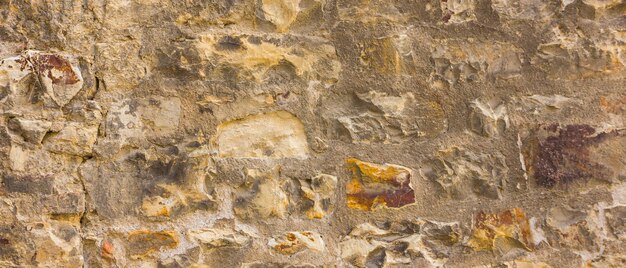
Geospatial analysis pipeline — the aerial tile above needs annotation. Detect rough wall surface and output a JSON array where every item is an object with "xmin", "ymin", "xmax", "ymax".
[{"xmin": 0, "ymin": 0, "xmax": 624, "ymax": 267}]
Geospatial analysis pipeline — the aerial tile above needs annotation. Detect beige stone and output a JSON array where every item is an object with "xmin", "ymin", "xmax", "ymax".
[{"xmin": 214, "ymin": 111, "xmax": 310, "ymax": 159}]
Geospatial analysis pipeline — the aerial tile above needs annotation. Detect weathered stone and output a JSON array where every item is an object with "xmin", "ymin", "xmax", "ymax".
[
  {"xmin": 468, "ymin": 99, "xmax": 509, "ymax": 137},
  {"xmin": 0, "ymin": 51, "xmax": 83, "ymax": 107},
  {"xmin": 340, "ymin": 220, "xmax": 461, "ymax": 267},
  {"xmin": 187, "ymin": 228, "xmax": 250, "ymax": 248},
  {"xmin": 195, "ymin": 33, "xmax": 341, "ymax": 84},
  {"xmin": 346, "ymin": 159, "xmax": 415, "ymax": 210},
  {"xmin": 29, "ymin": 220, "xmax": 83, "ymax": 268},
  {"xmin": 340, "ymin": 91, "xmax": 447, "ymax": 144},
  {"xmin": 233, "ymin": 167, "xmax": 289, "ymax": 219},
  {"xmin": 268, "ymin": 231, "xmax": 325, "ymax": 255},
  {"xmin": 7, "ymin": 118, "xmax": 52, "ymax": 144},
  {"xmin": 43, "ymin": 123, "xmax": 98, "ymax": 156},
  {"xmin": 214, "ymin": 111, "xmax": 310, "ymax": 159},
  {"xmin": 430, "ymin": 40, "xmax": 522, "ymax": 84},
  {"xmin": 441, "ymin": 0, "xmax": 477, "ymax": 24},
  {"xmin": 419, "ymin": 147, "xmax": 508, "ymax": 200},
  {"xmin": 468, "ymin": 208, "xmax": 534, "ymax": 254},
  {"xmin": 299, "ymin": 174, "xmax": 337, "ymax": 219},
  {"xmin": 546, "ymin": 206, "xmax": 604, "ymax": 254},
  {"xmin": 126, "ymin": 230, "xmax": 179, "ymax": 259},
  {"xmin": 523, "ymin": 124, "xmax": 625, "ymax": 188}
]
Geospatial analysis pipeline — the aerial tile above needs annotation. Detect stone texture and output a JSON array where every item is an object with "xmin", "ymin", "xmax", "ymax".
[
  {"xmin": 0, "ymin": 0, "xmax": 624, "ymax": 267},
  {"xmin": 346, "ymin": 158, "xmax": 415, "ymax": 210}
]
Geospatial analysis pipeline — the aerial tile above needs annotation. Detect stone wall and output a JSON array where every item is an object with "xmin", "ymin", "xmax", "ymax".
[{"xmin": 0, "ymin": 0, "xmax": 624, "ymax": 267}]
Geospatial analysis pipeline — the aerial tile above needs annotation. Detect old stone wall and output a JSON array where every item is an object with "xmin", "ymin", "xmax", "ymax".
[{"xmin": 0, "ymin": 0, "xmax": 624, "ymax": 267}]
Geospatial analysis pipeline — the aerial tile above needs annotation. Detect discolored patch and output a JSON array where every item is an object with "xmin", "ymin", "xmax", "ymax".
[
  {"xmin": 126, "ymin": 230, "xmax": 179, "ymax": 259},
  {"xmin": 268, "ymin": 231, "xmax": 325, "ymax": 255},
  {"xmin": 525, "ymin": 124, "xmax": 623, "ymax": 188},
  {"xmin": 346, "ymin": 159, "xmax": 415, "ymax": 210},
  {"xmin": 468, "ymin": 208, "xmax": 533, "ymax": 254}
]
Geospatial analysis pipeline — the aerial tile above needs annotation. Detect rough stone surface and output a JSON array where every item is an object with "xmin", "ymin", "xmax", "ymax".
[{"xmin": 0, "ymin": 0, "xmax": 624, "ymax": 267}]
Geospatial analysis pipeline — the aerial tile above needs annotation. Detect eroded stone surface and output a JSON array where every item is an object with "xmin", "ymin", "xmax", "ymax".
[
  {"xmin": 468, "ymin": 208, "xmax": 533, "ymax": 254},
  {"xmin": 340, "ymin": 220, "xmax": 461, "ymax": 267},
  {"xmin": 268, "ymin": 231, "xmax": 325, "ymax": 255},
  {"xmin": 214, "ymin": 111, "xmax": 310, "ymax": 159},
  {"xmin": 346, "ymin": 158, "xmax": 415, "ymax": 210},
  {"xmin": 1, "ymin": 0, "xmax": 624, "ymax": 266}
]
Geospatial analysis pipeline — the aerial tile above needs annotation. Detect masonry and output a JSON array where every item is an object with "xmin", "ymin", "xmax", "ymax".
[{"xmin": 0, "ymin": 0, "xmax": 624, "ymax": 267}]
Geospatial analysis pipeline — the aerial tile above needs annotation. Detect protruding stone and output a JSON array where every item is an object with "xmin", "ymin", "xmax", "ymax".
[
  {"xmin": 340, "ymin": 220, "xmax": 461, "ymax": 267},
  {"xmin": 258, "ymin": 0, "xmax": 300, "ymax": 32},
  {"xmin": 468, "ymin": 99, "xmax": 509, "ymax": 137},
  {"xmin": 43, "ymin": 123, "xmax": 98, "ymax": 156},
  {"xmin": 346, "ymin": 159, "xmax": 415, "ymax": 210},
  {"xmin": 419, "ymin": 147, "xmax": 508, "ymax": 200},
  {"xmin": 468, "ymin": 208, "xmax": 533, "ymax": 254},
  {"xmin": 126, "ymin": 230, "xmax": 179, "ymax": 259},
  {"xmin": 187, "ymin": 228, "xmax": 250, "ymax": 248},
  {"xmin": 195, "ymin": 33, "xmax": 340, "ymax": 83},
  {"xmin": 0, "ymin": 50, "xmax": 83, "ymax": 107},
  {"xmin": 268, "ymin": 231, "xmax": 325, "ymax": 255},
  {"xmin": 340, "ymin": 91, "xmax": 447, "ymax": 144},
  {"xmin": 7, "ymin": 118, "xmax": 52, "ymax": 144},
  {"xmin": 234, "ymin": 167, "xmax": 289, "ymax": 219},
  {"xmin": 299, "ymin": 174, "xmax": 337, "ymax": 219},
  {"xmin": 523, "ymin": 124, "xmax": 624, "ymax": 188},
  {"xmin": 214, "ymin": 111, "xmax": 310, "ymax": 159},
  {"xmin": 430, "ymin": 40, "xmax": 522, "ymax": 84},
  {"xmin": 440, "ymin": 0, "xmax": 476, "ymax": 23}
]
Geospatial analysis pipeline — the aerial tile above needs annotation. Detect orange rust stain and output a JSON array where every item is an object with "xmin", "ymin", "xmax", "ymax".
[{"xmin": 346, "ymin": 158, "xmax": 415, "ymax": 211}]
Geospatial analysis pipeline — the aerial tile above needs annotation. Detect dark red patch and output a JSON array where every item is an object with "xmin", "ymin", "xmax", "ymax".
[
  {"xmin": 16, "ymin": 52, "xmax": 80, "ymax": 85},
  {"xmin": 530, "ymin": 124, "xmax": 621, "ymax": 188}
]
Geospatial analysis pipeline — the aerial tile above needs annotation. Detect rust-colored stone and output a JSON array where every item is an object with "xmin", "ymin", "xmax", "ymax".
[
  {"xmin": 526, "ymin": 124, "xmax": 623, "ymax": 188},
  {"xmin": 468, "ymin": 208, "xmax": 533, "ymax": 254},
  {"xmin": 346, "ymin": 158, "xmax": 415, "ymax": 210}
]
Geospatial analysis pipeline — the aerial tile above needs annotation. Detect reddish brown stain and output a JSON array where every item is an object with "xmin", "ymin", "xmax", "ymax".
[
  {"xmin": 531, "ymin": 124, "xmax": 622, "ymax": 188},
  {"xmin": 16, "ymin": 52, "xmax": 80, "ymax": 85}
]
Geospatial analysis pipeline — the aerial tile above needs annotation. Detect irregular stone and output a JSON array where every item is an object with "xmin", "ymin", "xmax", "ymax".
[
  {"xmin": 126, "ymin": 230, "xmax": 179, "ymax": 259},
  {"xmin": 29, "ymin": 220, "xmax": 83, "ymax": 268},
  {"xmin": 2, "ymin": 174, "xmax": 54, "ymax": 194},
  {"xmin": 523, "ymin": 124, "xmax": 624, "ymax": 188},
  {"xmin": 491, "ymin": 0, "xmax": 560, "ymax": 21},
  {"xmin": 604, "ymin": 206, "xmax": 626, "ymax": 240},
  {"xmin": 340, "ymin": 91, "xmax": 447, "ymax": 144},
  {"xmin": 233, "ymin": 167, "xmax": 289, "ymax": 219},
  {"xmin": 546, "ymin": 206, "xmax": 603, "ymax": 253},
  {"xmin": 468, "ymin": 208, "xmax": 534, "ymax": 254},
  {"xmin": 358, "ymin": 36, "xmax": 413, "ymax": 74},
  {"xmin": 468, "ymin": 99, "xmax": 509, "ymax": 137},
  {"xmin": 533, "ymin": 27, "xmax": 625, "ymax": 80},
  {"xmin": 440, "ymin": 0, "xmax": 477, "ymax": 24},
  {"xmin": 141, "ymin": 195, "xmax": 176, "ymax": 217},
  {"xmin": 346, "ymin": 158, "xmax": 415, "ymax": 210},
  {"xmin": 43, "ymin": 123, "xmax": 98, "ymax": 156},
  {"xmin": 268, "ymin": 231, "xmax": 325, "ymax": 255},
  {"xmin": 483, "ymin": 260, "xmax": 553, "ymax": 268},
  {"xmin": 419, "ymin": 147, "xmax": 508, "ymax": 200},
  {"xmin": 241, "ymin": 262, "xmax": 316, "ymax": 268},
  {"xmin": 140, "ymin": 96, "xmax": 182, "ymax": 135},
  {"xmin": 187, "ymin": 228, "xmax": 250, "ymax": 248},
  {"xmin": 431, "ymin": 39, "xmax": 522, "ymax": 84},
  {"xmin": 257, "ymin": 0, "xmax": 300, "ymax": 32},
  {"xmin": 340, "ymin": 220, "xmax": 461, "ymax": 267},
  {"xmin": 7, "ymin": 118, "xmax": 52, "ymax": 144},
  {"xmin": 195, "ymin": 33, "xmax": 341, "ymax": 84},
  {"xmin": 214, "ymin": 111, "xmax": 310, "ymax": 159},
  {"xmin": 0, "ymin": 50, "xmax": 83, "ymax": 107},
  {"xmin": 299, "ymin": 174, "xmax": 337, "ymax": 219}
]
